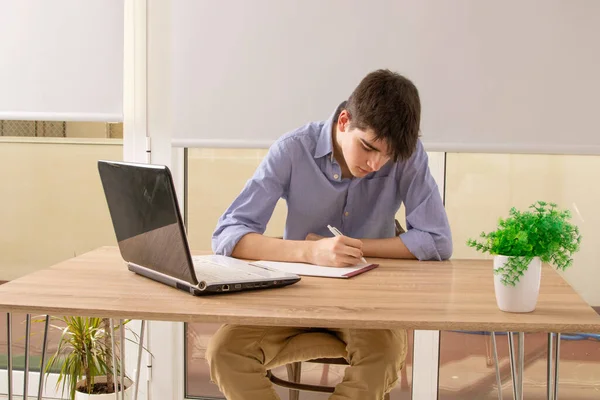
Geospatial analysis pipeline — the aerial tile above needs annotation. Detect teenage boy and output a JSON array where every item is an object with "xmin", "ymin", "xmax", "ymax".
[{"xmin": 207, "ymin": 69, "xmax": 452, "ymax": 400}]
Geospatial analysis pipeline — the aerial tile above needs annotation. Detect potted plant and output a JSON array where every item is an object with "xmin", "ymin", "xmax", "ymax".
[
  {"xmin": 467, "ymin": 201, "xmax": 581, "ymax": 313},
  {"xmin": 42, "ymin": 316, "xmax": 137, "ymax": 399}
]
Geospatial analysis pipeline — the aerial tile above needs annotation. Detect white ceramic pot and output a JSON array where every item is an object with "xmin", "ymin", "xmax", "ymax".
[
  {"xmin": 74, "ymin": 377, "xmax": 133, "ymax": 400},
  {"xmin": 493, "ymin": 255, "xmax": 542, "ymax": 313}
]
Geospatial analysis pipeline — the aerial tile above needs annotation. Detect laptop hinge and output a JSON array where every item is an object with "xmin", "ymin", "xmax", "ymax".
[{"xmin": 127, "ymin": 261, "xmax": 204, "ymax": 290}]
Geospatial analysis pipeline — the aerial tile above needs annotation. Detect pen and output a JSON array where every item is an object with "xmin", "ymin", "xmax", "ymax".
[{"xmin": 327, "ymin": 224, "xmax": 368, "ymax": 264}]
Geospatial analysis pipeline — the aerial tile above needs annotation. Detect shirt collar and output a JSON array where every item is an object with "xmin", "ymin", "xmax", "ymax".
[{"xmin": 314, "ymin": 104, "xmax": 341, "ymax": 159}]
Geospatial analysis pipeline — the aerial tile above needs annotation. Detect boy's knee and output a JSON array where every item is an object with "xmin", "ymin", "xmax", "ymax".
[
  {"xmin": 348, "ymin": 329, "xmax": 408, "ymax": 368},
  {"xmin": 205, "ymin": 326, "xmax": 226, "ymax": 366},
  {"xmin": 206, "ymin": 325, "xmax": 264, "ymax": 369},
  {"xmin": 373, "ymin": 329, "xmax": 407, "ymax": 364}
]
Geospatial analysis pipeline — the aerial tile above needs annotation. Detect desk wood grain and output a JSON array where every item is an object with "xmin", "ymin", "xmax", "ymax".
[{"xmin": 0, "ymin": 246, "xmax": 598, "ymax": 333}]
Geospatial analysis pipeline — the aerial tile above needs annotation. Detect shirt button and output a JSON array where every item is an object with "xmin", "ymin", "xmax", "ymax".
[
  {"xmin": 333, "ymin": 174, "xmax": 339, "ymax": 180},
  {"xmin": 344, "ymin": 211, "xmax": 349, "ymax": 217}
]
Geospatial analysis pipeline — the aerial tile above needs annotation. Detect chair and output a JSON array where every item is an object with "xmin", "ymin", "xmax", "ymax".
[
  {"xmin": 266, "ymin": 220, "xmax": 403, "ymax": 399},
  {"xmin": 266, "ymin": 334, "xmax": 392, "ymax": 400},
  {"xmin": 267, "ymin": 357, "xmax": 376, "ymax": 400}
]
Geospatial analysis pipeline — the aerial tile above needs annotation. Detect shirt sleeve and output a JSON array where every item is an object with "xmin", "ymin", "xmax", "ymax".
[
  {"xmin": 211, "ymin": 139, "xmax": 292, "ymax": 256},
  {"xmin": 398, "ymin": 140, "xmax": 453, "ymax": 260}
]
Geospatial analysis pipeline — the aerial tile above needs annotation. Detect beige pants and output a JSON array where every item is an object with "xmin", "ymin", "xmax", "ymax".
[{"xmin": 206, "ymin": 325, "xmax": 408, "ymax": 400}]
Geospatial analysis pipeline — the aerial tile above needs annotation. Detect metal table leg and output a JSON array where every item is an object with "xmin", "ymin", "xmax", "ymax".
[
  {"xmin": 24, "ymin": 314, "xmax": 31, "ymax": 400},
  {"xmin": 508, "ymin": 332, "xmax": 519, "ymax": 400},
  {"xmin": 554, "ymin": 333, "xmax": 561, "ymax": 400},
  {"xmin": 547, "ymin": 333, "xmax": 554, "ymax": 400},
  {"xmin": 5, "ymin": 313, "xmax": 50, "ymax": 400},
  {"xmin": 7, "ymin": 313, "xmax": 12, "ymax": 400},
  {"xmin": 120, "ymin": 319, "xmax": 126, "ymax": 400},
  {"xmin": 110, "ymin": 319, "xmax": 119, "ymax": 400},
  {"xmin": 546, "ymin": 332, "xmax": 562, "ymax": 400},
  {"xmin": 507, "ymin": 332, "xmax": 526, "ymax": 400},
  {"xmin": 37, "ymin": 315, "xmax": 50, "ymax": 400},
  {"xmin": 518, "ymin": 332, "xmax": 525, "ymax": 399},
  {"xmin": 134, "ymin": 320, "xmax": 146, "ymax": 400},
  {"xmin": 491, "ymin": 332, "xmax": 503, "ymax": 400},
  {"xmin": 112, "ymin": 319, "xmax": 147, "ymax": 400}
]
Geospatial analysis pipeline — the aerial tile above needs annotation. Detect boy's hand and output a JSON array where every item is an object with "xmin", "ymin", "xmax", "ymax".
[{"xmin": 307, "ymin": 235, "xmax": 363, "ymax": 267}]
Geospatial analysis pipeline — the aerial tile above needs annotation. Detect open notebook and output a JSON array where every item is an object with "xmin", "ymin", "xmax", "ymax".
[{"xmin": 251, "ymin": 260, "xmax": 378, "ymax": 279}]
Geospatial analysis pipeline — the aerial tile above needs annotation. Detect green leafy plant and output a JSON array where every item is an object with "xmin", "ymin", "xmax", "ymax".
[
  {"xmin": 467, "ymin": 201, "xmax": 582, "ymax": 286},
  {"xmin": 39, "ymin": 316, "xmax": 146, "ymax": 399}
]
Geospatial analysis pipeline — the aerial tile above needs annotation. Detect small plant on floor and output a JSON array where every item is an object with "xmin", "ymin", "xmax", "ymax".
[
  {"xmin": 40, "ymin": 316, "xmax": 145, "ymax": 399},
  {"xmin": 466, "ymin": 201, "xmax": 582, "ymax": 286}
]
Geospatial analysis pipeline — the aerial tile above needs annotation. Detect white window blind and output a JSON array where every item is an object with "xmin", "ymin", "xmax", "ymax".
[
  {"xmin": 0, "ymin": 0, "xmax": 124, "ymax": 122},
  {"xmin": 170, "ymin": 0, "xmax": 600, "ymax": 154}
]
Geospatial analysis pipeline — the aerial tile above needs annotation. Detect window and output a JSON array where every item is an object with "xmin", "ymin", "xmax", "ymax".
[
  {"xmin": 439, "ymin": 152, "xmax": 600, "ymax": 399},
  {"xmin": 0, "ymin": 120, "xmax": 123, "ymax": 138}
]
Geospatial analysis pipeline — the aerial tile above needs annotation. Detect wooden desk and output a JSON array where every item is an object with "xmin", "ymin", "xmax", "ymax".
[
  {"xmin": 0, "ymin": 246, "xmax": 597, "ymax": 333},
  {"xmin": 0, "ymin": 246, "xmax": 598, "ymax": 400}
]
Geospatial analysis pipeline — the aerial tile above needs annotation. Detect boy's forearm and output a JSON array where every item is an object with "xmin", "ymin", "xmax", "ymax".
[
  {"xmin": 361, "ymin": 237, "xmax": 416, "ymax": 259},
  {"xmin": 231, "ymin": 233, "xmax": 313, "ymax": 262}
]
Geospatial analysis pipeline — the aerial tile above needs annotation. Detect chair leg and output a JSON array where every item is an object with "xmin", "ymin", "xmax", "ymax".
[
  {"xmin": 400, "ymin": 364, "xmax": 409, "ymax": 390},
  {"xmin": 485, "ymin": 332, "xmax": 493, "ymax": 367},
  {"xmin": 286, "ymin": 362, "xmax": 302, "ymax": 400},
  {"xmin": 320, "ymin": 363, "xmax": 330, "ymax": 385},
  {"xmin": 294, "ymin": 363, "xmax": 302, "ymax": 399}
]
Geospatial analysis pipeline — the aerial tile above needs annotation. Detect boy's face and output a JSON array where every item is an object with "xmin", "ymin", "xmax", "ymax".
[{"xmin": 336, "ymin": 111, "xmax": 391, "ymax": 178}]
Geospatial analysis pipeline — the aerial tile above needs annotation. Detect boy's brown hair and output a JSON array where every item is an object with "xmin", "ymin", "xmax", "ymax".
[{"xmin": 345, "ymin": 69, "xmax": 421, "ymax": 162}]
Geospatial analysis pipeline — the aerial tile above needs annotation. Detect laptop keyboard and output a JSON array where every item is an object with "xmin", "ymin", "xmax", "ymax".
[{"xmin": 191, "ymin": 256, "xmax": 265, "ymax": 282}]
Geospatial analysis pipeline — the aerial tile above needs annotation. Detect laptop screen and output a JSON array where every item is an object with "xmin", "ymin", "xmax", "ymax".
[{"xmin": 98, "ymin": 161, "xmax": 197, "ymax": 285}]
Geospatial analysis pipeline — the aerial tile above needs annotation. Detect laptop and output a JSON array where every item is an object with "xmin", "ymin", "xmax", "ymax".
[{"xmin": 97, "ymin": 160, "xmax": 301, "ymax": 295}]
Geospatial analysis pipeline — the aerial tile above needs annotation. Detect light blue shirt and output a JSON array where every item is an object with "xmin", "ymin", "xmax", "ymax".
[{"xmin": 212, "ymin": 109, "xmax": 453, "ymax": 261}]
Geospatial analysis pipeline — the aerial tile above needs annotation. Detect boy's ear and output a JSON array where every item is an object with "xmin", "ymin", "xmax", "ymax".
[{"xmin": 337, "ymin": 109, "xmax": 350, "ymax": 133}]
